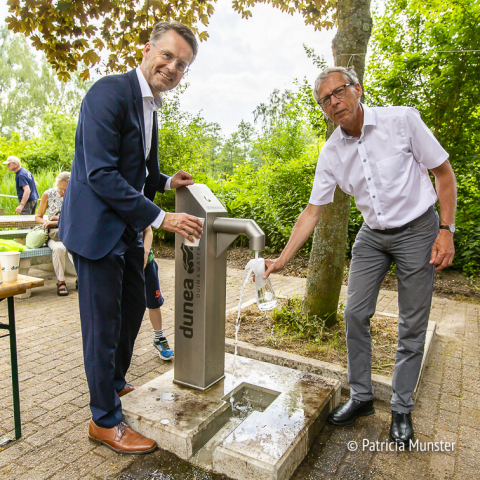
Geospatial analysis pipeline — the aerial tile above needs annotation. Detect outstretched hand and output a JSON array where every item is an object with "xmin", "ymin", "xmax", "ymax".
[
  {"xmin": 161, "ymin": 213, "xmax": 203, "ymax": 242},
  {"xmin": 263, "ymin": 258, "xmax": 285, "ymax": 279},
  {"xmin": 430, "ymin": 230, "xmax": 455, "ymax": 271},
  {"xmin": 170, "ymin": 170, "xmax": 194, "ymax": 190}
]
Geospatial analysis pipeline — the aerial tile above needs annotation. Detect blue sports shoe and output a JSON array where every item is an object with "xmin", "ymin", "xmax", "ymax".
[{"xmin": 153, "ymin": 338, "xmax": 174, "ymax": 361}]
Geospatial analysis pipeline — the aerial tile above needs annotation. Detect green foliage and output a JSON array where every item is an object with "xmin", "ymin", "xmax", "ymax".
[
  {"xmin": 0, "ymin": 27, "xmax": 90, "ymax": 138},
  {"xmin": 347, "ymin": 199, "xmax": 363, "ymax": 257},
  {"xmin": 216, "ymin": 121, "xmax": 256, "ymax": 177},
  {"xmin": 0, "ymin": 26, "xmax": 56, "ymax": 138},
  {"xmin": 215, "ymin": 149, "xmax": 319, "ymax": 252},
  {"xmin": 251, "ymin": 78, "xmax": 325, "ymax": 164},
  {"xmin": 271, "ymin": 296, "xmax": 345, "ymax": 347},
  {"xmin": 0, "ymin": 114, "xmax": 77, "ymax": 174},
  {"xmin": 452, "ymin": 156, "xmax": 480, "ymax": 275},
  {"xmin": 366, "ymin": 0, "xmax": 480, "ymax": 164},
  {"xmin": 366, "ymin": 0, "xmax": 480, "ymax": 275},
  {"xmin": 152, "ymin": 85, "xmax": 224, "ymax": 242}
]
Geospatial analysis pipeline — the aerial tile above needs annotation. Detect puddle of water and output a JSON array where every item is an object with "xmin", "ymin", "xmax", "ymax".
[{"xmin": 155, "ymin": 392, "xmax": 176, "ymax": 403}]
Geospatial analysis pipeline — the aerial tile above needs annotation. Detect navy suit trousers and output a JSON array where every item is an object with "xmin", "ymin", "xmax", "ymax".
[{"xmin": 71, "ymin": 226, "xmax": 146, "ymax": 428}]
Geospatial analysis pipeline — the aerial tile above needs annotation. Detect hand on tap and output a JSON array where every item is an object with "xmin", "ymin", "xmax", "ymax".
[{"xmin": 161, "ymin": 213, "xmax": 203, "ymax": 242}]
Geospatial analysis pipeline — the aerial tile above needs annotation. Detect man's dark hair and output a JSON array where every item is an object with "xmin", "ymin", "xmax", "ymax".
[{"xmin": 149, "ymin": 21, "xmax": 198, "ymax": 63}]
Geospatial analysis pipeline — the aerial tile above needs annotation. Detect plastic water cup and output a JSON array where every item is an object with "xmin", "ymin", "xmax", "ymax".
[
  {"xmin": 0, "ymin": 251, "xmax": 21, "ymax": 282},
  {"xmin": 184, "ymin": 217, "xmax": 205, "ymax": 248}
]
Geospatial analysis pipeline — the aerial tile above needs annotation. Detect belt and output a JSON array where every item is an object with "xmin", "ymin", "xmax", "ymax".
[{"xmin": 370, "ymin": 206, "xmax": 435, "ymax": 235}]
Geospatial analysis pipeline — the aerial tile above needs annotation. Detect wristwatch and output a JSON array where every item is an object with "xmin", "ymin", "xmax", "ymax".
[{"xmin": 439, "ymin": 224, "xmax": 455, "ymax": 233}]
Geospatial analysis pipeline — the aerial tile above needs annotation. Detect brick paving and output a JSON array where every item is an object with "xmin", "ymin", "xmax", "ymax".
[{"xmin": 0, "ymin": 258, "xmax": 478, "ymax": 480}]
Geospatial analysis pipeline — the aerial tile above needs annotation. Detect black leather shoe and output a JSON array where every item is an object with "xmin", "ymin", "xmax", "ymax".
[
  {"xmin": 389, "ymin": 411, "xmax": 414, "ymax": 444},
  {"xmin": 328, "ymin": 398, "xmax": 375, "ymax": 426}
]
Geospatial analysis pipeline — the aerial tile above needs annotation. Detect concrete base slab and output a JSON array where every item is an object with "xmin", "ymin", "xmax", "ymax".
[
  {"xmin": 122, "ymin": 353, "xmax": 340, "ymax": 480},
  {"xmin": 224, "ymin": 319, "xmax": 437, "ymax": 403}
]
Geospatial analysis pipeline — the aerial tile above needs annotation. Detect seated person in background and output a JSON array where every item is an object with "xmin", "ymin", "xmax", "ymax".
[{"xmin": 35, "ymin": 171, "xmax": 75, "ymax": 296}]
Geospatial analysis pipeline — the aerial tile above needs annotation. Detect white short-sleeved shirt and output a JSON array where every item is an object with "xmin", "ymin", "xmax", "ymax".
[{"xmin": 309, "ymin": 104, "xmax": 449, "ymax": 229}]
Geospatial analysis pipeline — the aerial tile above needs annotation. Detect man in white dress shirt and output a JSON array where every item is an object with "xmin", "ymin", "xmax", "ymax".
[{"xmin": 264, "ymin": 66, "xmax": 456, "ymax": 444}]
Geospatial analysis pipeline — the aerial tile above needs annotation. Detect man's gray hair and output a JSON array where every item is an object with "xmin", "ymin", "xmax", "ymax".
[
  {"xmin": 149, "ymin": 21, "xmax": 198, "ymax": 63},
  {"xmin": 313, "ymin": 66, "xmax": 360, "ymax": 105},
  {"xmin": 55, "ymin": 171, "xmax": 71, "ymax": 187}
]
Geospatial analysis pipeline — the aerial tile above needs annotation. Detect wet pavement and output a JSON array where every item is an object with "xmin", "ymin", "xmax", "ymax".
[
  {"xmin": 0, "ymin": 258, "xmax": 478, "ymax": 479},
  {"xmin": 117, "ymin": 448, "xmax": 228, "ymax": 480}
]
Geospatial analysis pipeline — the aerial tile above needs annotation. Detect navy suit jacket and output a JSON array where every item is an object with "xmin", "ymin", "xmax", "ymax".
[{"xmin": 59, "ymin": 69, "xmax": 169, "ymax": 260}]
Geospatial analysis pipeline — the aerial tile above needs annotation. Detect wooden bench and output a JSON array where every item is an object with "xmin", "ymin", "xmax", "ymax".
[
  {"xmin": 19, "ymin": 247, "xmax": 53, "ymax": 274},
  {"xmin": 0, "ymin": 230, "xmax": 30, "ymax": 241},
  {"xmin": 0, "ymin": 215, "xmax": 38, "ymax": 229}
]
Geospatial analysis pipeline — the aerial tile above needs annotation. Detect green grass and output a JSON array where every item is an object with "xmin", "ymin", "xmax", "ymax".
[{"xmin": 271, "ymin": 295, "xmax": 346, "ymax": 347}]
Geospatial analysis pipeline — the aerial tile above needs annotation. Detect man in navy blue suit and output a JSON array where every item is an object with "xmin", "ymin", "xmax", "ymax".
[{"xmin": 59, "ymin": 21, "xmax": 203, "ymax": 454}]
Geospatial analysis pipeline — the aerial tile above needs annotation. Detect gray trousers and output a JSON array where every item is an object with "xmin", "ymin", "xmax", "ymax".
[
  {"xmin": 20, "ymin": 200, "xmax": 38, "ymax": 215},
  {"xmin": 345, "ymin": 206, "xmax": 439, "ymax": 413}
]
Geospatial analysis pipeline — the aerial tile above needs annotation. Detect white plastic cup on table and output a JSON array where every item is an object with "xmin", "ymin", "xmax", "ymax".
[
  {"xmin": 0, "ymin": 251, "xmax": 20, "ymax": 282},
  {"xmin": 184, "ymin": 217, "xmax": 205, "ymax": 247}
]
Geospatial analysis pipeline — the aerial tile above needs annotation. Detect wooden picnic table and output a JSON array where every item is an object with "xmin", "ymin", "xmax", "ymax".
[
  {"xmin": 0, "ymin": 215, "xmax": 49, "ymax": 230},
  {"xmin": 0, "ymin": 215, "xmax": 38, "ymax": 229},
  {"xmin": 0, "ymin": 275, "xmax": 44, "ymax": 440}
]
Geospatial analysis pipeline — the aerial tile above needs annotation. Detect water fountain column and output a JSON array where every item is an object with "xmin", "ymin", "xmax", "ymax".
[{"xmin": 174, "ymin": 184, "xmax": 265, "ymax": 391}]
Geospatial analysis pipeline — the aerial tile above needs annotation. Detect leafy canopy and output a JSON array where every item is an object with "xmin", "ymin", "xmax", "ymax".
[
  {"xmin": 0, "ymin": 27, "xmax": 91, "ymax": 137},
  {"xmin": 366, "ymin": 0, "xmax": 480, "ymax": 275},
  {"xmin": 6, "ymin": 0, "xmax": 337, "ymax": 81},
  {"xmin": 365, "ymin": 0, "xmax": 480, "ymax": 163}
]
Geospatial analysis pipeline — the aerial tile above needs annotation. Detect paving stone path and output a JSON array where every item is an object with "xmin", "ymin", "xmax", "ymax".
[{"xmin": 0, "ymin": 259, "xmax": 478, "ymax": 479}]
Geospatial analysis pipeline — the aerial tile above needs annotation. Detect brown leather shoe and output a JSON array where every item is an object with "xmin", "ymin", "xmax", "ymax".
[
  {"xmin": 88, "ymin": 419, "xmax": 157, "ymax": 454},
  {"xmin": 117, "ymin": 383, "xmax": 135, "ymax": 398}
]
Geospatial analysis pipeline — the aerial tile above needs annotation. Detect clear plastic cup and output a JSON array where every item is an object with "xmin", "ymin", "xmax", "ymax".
[{"xmin": 184, "ymin": 217, "xmax": 205, "ymax": 247}]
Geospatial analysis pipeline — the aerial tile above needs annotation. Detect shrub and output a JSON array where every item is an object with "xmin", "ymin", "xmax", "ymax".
[{"xmin": 215, "ymin": 148, "xmax": 318, "ymax": 253}]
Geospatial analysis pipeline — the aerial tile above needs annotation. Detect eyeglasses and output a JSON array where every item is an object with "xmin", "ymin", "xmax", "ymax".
[
  {"xmin": 319, "ymin": 84, "xmax": 352, "ymax": 108},
  {"xmin": 155, "ymin": 46, "xmax": 189, "ymax": 74}
]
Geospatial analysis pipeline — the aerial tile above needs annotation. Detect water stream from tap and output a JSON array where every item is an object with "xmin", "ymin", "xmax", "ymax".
[
  {"xmin": 229, "ymin": 262, "xmax": 254, "ymax": 411},
  {"xmin": 231, "ymin": 261, "xmax": 255, "ymax": 380},
  {"xmin": 230, "ymin": 253, "xmax": 277, "ymax": 411}
]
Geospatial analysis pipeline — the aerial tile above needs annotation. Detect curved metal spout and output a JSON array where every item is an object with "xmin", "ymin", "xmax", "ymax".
[{"xmin": 213, "ymin": 217, "xmax": 265, "ymax": 257}]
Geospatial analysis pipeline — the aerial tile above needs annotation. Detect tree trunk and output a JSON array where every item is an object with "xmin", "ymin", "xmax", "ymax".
[{"xmin": 303, "ymin": 0, "xmax": 372, "ymax": 327}]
